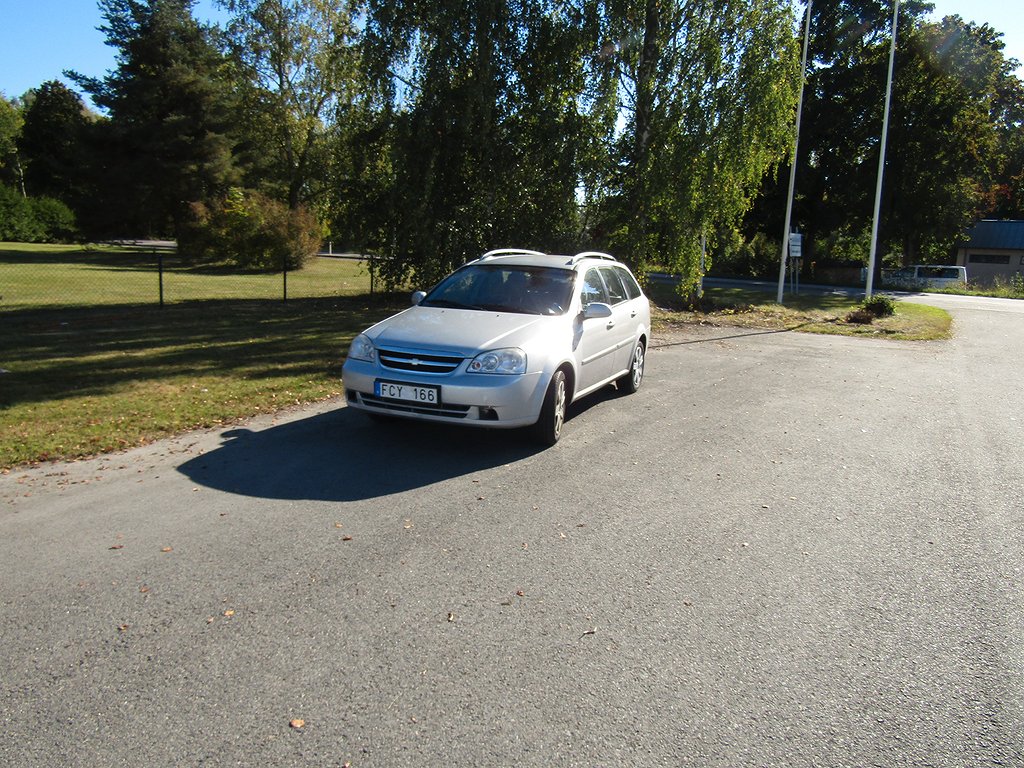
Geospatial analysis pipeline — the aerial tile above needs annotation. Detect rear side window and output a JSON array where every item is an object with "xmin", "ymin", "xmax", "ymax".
[
  {"xmin": 581, "ymin": 268, "xmax": 609, "ymax": 308},
  {"xmin": 600, "ymin": 267, "xmax": 628, "ymax": 304},
  {"xmin": 614, "ymin": 266, "xmax": 642, "ymax": 300}
]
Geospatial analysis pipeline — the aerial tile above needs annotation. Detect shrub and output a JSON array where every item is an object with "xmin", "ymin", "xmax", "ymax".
[
  {"xmin": 0, "ymin": 184, "xmax": 76, "ymax": 242},
  {"xmin": 862, "ymin": 295, "xmax": 896, "ymax": 317},
  {"xmin": 178, "ymin": 188, "xmax": 321, "ymax": 271},
  {"xmin": 29, "ymin": 196, "xmax": 77, "ymax": 241}
]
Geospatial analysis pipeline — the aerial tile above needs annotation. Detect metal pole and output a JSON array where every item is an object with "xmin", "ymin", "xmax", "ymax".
[
  {"xmin": 865, "ymin": 0, "xmax": 900, "ymax": 299},
  {"xmin": 699, "ymin": 229, "xmax": 706, "ymax": 299},
  {"xmin": 777, "ymin": 0, "xmax": 813, "ymax": 305},
  {"xmin": 158, "ymin": 250, "xmax": 164, "ymax": 308},
  {"xmin": 283, "ymin": 253, "xmax": 288, "ymax": 302}
]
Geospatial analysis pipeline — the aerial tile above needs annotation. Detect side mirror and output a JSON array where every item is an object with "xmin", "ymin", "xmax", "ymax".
[
  {"xmin": 411, "ymin": 290, "xmax": 427, "ymax": 305},
  {"xmin": 583, "ymin": 302, "xmax": 613, "ymax": 320}
]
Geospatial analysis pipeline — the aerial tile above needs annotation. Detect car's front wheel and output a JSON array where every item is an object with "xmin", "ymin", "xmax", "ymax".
[
  {"xmin": 619, "ymin": 339, "xmax": 645, "ymax": 394},
  {"xmin": 532, "ymin": 369, "xmax": 567, "ymax": 446}
]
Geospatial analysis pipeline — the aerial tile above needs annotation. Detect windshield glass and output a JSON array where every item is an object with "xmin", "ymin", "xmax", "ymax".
[{"xmin": 422, "ymin": 265, "xmax": 575, "ymax": 316}]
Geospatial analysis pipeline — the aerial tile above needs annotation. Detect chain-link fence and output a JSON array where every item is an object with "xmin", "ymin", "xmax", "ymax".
[{"xmin": 0, "ymin": 242, "xmax": 377, "ymax": 311}]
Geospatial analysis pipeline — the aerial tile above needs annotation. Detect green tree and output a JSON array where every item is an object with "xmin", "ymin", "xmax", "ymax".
[
  {"xmin": 592, "ymin": 0, "xmax": 801, "ymax": 290},
  {"xmin": 220, "ymin": 0, "xmax": 361, "ymax": 210},
  {"xmin": 748, "ymin": 2, "xmax": 1021, "ymax": 271},
  {"xmin": 361, "ymin": 0, "xmax": 527, "ymax": 286},
  {"xmin": 359, "ymin": 0, "xmax": 618, "ymax": 288},
  {"xmin": 0, "ymin": 95, "xmax": 25, "ymax": 194},
  {"xmin": 984, "ymin": 51, "xmax": 1024, "ymax": 219},
  {"xmin": 69, "ymin": 0, "xmax": 239, "ymax": 236},
  {"xmin": 17, "ymin": 81, "xmax": 90, "ymax": 206},
  {"xmin": 881, "ymin": 16, "xmax": 1016, "ymax": 261}
]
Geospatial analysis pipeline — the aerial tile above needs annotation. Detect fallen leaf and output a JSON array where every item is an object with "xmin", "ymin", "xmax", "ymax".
[
  {"xmin": 117, "ymin": 624, "xmax": 130, "ymax": 632},
  {"xmin": 342, "ymin": 535, "xmax": 353, "ymax": 542},
  {"xmin": 515, "ymin": 590, "xmax": 525, "ymax": 597},
  {"xmin": 139, "ymin": 585, "xmax": 150, "ymax": 594},
  {"xmin": 223, "ymin": 609, "xmax": 235, "ymax": 617},
  {"xmin": 289, "ymin": 719, "xmax": 305, "ymax": 729},
  {"xmin": 447, "ymin": 612, "xmax": 455, "ymax": 622},
  {"xmin": 109, "ymin": 544, "xmax": 124, "ymax": 550},
  {"xmin": 160, "ymin": 546, "xmax": 173, "ymax": 553},
  {"xmin": 334, "ymin": 522, "xmax": 344, "ymax": 529}
]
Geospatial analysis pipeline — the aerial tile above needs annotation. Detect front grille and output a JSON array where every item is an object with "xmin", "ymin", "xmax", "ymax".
[
  {"xmin": 378, "ymin": 348, "xmax": 464, "ymax": 374},
  {"xmin": 359, "ymin": 392, "xmax": 472, "ymax": 419}
]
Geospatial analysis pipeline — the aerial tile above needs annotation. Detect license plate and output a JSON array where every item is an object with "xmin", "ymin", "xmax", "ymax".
[{"xmin": 374, "ymin": 380, "xmax": 440, "ymax": 404}]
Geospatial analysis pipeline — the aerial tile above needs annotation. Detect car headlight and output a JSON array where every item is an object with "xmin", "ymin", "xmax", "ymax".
[
  {"xmin": 468, "ymin": 348, "xmax": 527, "ymax": 375},
  {"xmin": 347, "ymin": 333, "xmax": 376, "ymax": 363}
]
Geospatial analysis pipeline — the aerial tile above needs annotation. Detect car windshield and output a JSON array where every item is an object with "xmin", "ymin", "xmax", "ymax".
[{"xmin": 421, "ymin": 264, "xmax": 575, "ymax": 316}]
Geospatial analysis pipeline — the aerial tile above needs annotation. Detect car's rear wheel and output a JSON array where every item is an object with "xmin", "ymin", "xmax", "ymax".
[
  {"xmin": 532, "ymin": 369, "xmax": 567, "ymax": 446},
  {"xmin": 619, "ymin": 339, "xmax": 645, "ymax": 394}
]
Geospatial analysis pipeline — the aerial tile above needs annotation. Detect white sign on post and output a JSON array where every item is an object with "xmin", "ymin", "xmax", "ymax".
[{"xmin": 789, "ymin": 232, "xmax": 803, "ymax": 260}]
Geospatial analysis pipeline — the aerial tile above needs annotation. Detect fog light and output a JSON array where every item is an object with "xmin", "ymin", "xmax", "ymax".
[{"xmin": 479, "ymin": 406, "xmax": 499, "ymax": 421}]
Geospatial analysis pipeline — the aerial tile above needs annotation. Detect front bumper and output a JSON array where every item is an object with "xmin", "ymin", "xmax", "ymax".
[{"xmin": 342, "ymin": 359, "xmax": 548, "ymax": 428}]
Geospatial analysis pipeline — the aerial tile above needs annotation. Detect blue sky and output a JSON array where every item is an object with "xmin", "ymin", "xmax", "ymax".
[{"xmin": 1, "ymin": 0, "xmax": 1021, "ymax": 104}]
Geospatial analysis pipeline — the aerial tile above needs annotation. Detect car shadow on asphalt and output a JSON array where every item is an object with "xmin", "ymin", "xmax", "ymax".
[{"xmin": 176, "ymin": 405, "xmax": 549, "ymax": 502}]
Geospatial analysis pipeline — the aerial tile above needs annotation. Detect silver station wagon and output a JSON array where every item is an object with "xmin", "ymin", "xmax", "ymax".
[{"xmin": 342, "ymin": 249, "xmax": 651, "ymax": 445}]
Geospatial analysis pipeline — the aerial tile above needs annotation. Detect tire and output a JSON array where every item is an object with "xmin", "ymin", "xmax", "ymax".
[
  {"xmin": 532, "ymin": 369, "xmax": 567, "ymax": 446},
  {"xmin": 619, "ymin": 339, "xmax": 646, "ymax": 394}
]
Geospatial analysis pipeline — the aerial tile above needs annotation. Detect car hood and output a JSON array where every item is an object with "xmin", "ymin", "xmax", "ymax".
[{"xmin": 365, "ymin": 306, "xmax": 557, "ymax": 355}]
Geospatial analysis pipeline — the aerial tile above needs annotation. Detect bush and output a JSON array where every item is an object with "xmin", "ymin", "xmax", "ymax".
[
  {"xmin": 0, "ymin": 184, "xmax": 76, "ymax": 242},
  {"xmin": 178, "ymin": 188, "xmax": 321, "ymax": 271},
  {"xmin": 29, "ymin": 196, "xmax": 77, "ymax": 241},
  {"xmin": 862, "ymin": 295, "xmax": 896, "ymax": 317},
  {"xmin": 713, "ymin": 231, "xmax": 780, "ymax": 279}
]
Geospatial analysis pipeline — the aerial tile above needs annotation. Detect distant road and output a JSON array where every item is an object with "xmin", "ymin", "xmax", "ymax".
[{"xmin": 676, "ymin": 274, "xmax": 1024, "ymax": 311}]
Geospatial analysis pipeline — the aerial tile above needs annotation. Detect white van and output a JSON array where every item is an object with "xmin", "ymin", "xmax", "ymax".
[{"xmin": 885, "ymin": 265, "xmax": 967, "ymax": 290}]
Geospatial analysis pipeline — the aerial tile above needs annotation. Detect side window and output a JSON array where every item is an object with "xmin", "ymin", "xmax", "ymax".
[
  {"xmin": 614, "ymin": 266, "xmax": 642, "ymax": 300},
  {"xmin": 600, "ymin": 267, "xmax": 628, "ymax": 304},
  {"xmin": 581, "ymin": 269, "xmax": 609, "ymax": 309}
]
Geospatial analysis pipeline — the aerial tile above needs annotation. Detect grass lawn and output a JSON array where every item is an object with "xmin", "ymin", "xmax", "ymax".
[
  {"xmin": 0, "ymin": 242, "xmax": 371, "ymax": 308},
  {"xmin": 0, "ymin": 244, "xmax": 952, "ymax": 468},
  {"xmin": 648, "ymin": 283, "xmax": 953, "ymax": 341},
  {"xmin": 0, "ymin": 296, "xmax": 400, "ymax": 468}
]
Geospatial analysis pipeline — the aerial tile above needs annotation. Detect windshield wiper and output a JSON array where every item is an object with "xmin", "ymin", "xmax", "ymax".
[
  {"xmin": 481, "ymin": 304, "xmax": 532, "ymax": 314},
  {"xmin": 422, "ymin": 299, "xmax": 483, "ymax": 310}
]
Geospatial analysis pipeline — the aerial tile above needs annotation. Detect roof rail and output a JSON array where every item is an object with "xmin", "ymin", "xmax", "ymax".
[
  {"xmin": 570, "ymin": 251, "xmax": 616, "ymax": 264},
  {"xmin": 479, "ymin": 248, "xmax": 547, "ymax": 261}
]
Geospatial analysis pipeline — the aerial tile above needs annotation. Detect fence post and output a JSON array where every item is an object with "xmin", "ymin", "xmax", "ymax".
[
  {"xmin": 282, "ymin": 252, "xmax": 288, "ymax": 302},
  {"xmin": 158, "ymin": 249, "xmax": 164, "ymax": 308}
]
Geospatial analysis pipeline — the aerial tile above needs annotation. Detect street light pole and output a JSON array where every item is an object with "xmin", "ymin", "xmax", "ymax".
[
  {"xmin": 777, "ymin": 0, "xmax": 813, "ymax": 305},
  {"xmin": 865, "ymin": 0, "xmax": 900, "ymax": 299}
]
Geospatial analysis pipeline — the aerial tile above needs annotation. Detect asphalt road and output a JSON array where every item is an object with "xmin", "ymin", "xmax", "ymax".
[{"xmin": 2, "ymin": 297, "xmax": 1023, "ymax": 767}]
